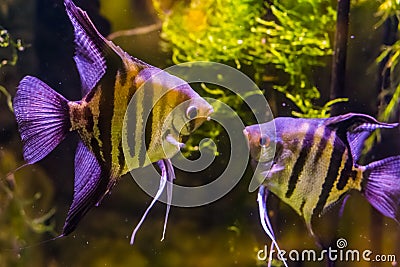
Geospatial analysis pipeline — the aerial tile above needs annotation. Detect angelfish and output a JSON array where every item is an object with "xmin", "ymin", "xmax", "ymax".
[
  {"xmin": 244, "ymin": 113, "xmax": 400, "ymax": 248},
  {"xmin": 13, "ymin": 0, "xmax": 213, "ymax": 243}
]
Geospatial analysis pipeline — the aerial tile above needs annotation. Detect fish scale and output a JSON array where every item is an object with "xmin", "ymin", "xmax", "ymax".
[
  {"xmin": 292, "ymin": 126, "xmax": 335, "ymax": 221},
  {"xmin": 285, "ymin": 122, "xmax": 316, "ymax": 199}
]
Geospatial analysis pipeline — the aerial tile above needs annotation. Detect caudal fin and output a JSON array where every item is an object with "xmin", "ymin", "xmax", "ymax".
[
  {"xmin": 14, "ymin": 76, "xmax": 70, "ymax": 164},
  {"xmin": 363, "ymin": 156, "xmax": 400, "ymax": 222}
]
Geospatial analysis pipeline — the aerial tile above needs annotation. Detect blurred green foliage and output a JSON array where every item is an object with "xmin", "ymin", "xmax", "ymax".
[
  {"xmin": 0, "ymin": 150, "xmax": 56, "ymax": 266},
  {"xmin": 375, "ymin": 0, "xmax": 400, "ymax": 122},
  {"xmin": 364, "ymin": 0, "xmax": 400, "ymax": 151},
  {"xmin": 158, "ymin": 0, "xmax": 265, "ymax": 67},
  {"xmin": 250, "ymin": 1, "xmax": 341, "ymax": 118},
  {"xmin": 156, "ymin": 0, "xmax": 345, "ymax": 119},
  {"xmin": 377, "ymin": 40, "xmax": 400, "ymax": 122},
  {"xmin": 376, "ymin": 0, "xmax": 400, "ymax": 121},
  {"xmin": 376, "ymin": 0, "xmax": 400, "ymax": 26}
]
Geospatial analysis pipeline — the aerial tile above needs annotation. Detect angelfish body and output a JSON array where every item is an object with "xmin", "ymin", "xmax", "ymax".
[
  {"xmin": 244, "ymin": 113, "xmax": 400, "ymax": 237},
  {"xmin": 13, "ymin": 0, "xmax": 213, "ymax": 238}
]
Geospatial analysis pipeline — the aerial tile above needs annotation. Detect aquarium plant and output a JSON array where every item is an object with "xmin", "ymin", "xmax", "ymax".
[{"xmin": 155, "ymin": 0, "xmax": 345, "ymax": 118}]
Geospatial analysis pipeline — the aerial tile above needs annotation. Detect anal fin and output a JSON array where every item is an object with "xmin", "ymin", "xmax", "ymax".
[{"xmin": 62, "ymin": 140, "xmax": 108, "ymax": 236}]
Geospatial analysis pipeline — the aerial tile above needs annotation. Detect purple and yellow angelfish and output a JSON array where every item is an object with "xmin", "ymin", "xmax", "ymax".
[
  {"xmin": 244, "ymin": 113, "xmax": 400, "ymax": 249},
  {"xmin": 13, "ymin": 0, "xmax": 213, "ymax": 242}
]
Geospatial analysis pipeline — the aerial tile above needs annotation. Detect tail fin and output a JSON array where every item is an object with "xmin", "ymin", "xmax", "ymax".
[
  {"xmin": 363, "ymin": 156, "xmax": 400, "ymax": 222},
  {"xmin": 13, "ymin": 76, "xmax": 70, "ymax": 164}
]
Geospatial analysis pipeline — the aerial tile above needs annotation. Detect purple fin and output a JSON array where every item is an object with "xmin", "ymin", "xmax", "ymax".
[
  {"xmin": 363, "ymin": 155, "xmax": 400, "ymax": 222},
  {"xmin": 324, "ymin": 113, "xmax": 398, "ymax": 162},
  {"xmin": 13, "ymin": 76, "xmax": 70, "ymax": 164},
  {"xmin": 130, "ymin": 159, "xmax": 175, "ymax": 244},
  {"xmin": 62, "ymin": 140, "xmax": 107, "ymax": 235},
  {"xmin": 64, "ymin": 0, "xmax": 107, "ymax": 95}
]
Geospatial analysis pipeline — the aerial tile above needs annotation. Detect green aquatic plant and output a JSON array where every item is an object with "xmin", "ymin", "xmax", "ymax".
[
  {"xmin": 375, "ymin": 0, "xmax": 400, "ymax": 123},
  {"xmin": 156, "ymin": 0, "xmax": 341, "ymax": 121},
  {"xmin": 0, "ymin": 85, "xmax": 12, "ymax": 112},
  {"xmin": 251, "ymin": 1, "xmax": 339, "ymax": 117},
  {"xmin": 376, "ymin": 40, "xmax": 400, "ymax": 122},
  {"xmin": 0, "ymin": 26, "xmax": 25, "ymax": 68},
  {"xmin": 152, "ymin": 0, "xmax": 342, "ymax": 156},
  {"xmin": 363, "ymin": 0, "xmax": 400, "ymax": 152},
  {"xmin": 375, "ymin": 0, "xmax": 400, "ymax": 26},
  {"xmin": 0, "ymin": 26, "xmax": 25, "ymax": 112},
  {"xmin": 158, "ymin": 0, "xmax": 265, "ymax": 68}
]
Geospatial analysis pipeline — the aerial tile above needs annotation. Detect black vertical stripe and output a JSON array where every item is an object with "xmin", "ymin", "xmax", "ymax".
[
  {"xmin": 90, "ymin": 137, "xmax": 101, "ymax": 163},
  {"xmin": 138, "ymin": 83, "xmax": 154, "ymax": 167},
  {"xmin": 118, "ymin": 139, "xmax": 125, "ymax": 173},
  {"xmin": 145, "ymin": 110, "xmax": 154, "ymax": 151},
  {"xmin": 119, "ymin": 76, "xmax": 137, "ymax": 172},
  {"xmin": 119, "ymin": 67, "xmax": 128, "ymax": 87},
  {"xmin": 126, "ymin": 92, "xmax": 137, "ymax": 159},
  {"xmin": 158, "ymin": 94, "xmax": 166, "ymax": 130},
  {"xmin": 313, "ymin": 126, "xmax": 331, "ymax": 165},
  {"xmin": 336, "ymin": 155, "xmax": 355, "ymax": 190},
  {"xmin": 95, "ymin": 47, "xmax": 126, "ymax": 173},
  {"xmin": 98, "ymin": 75, "xmax": 116, "ymax": 171},
  {"xmin": 314, "ymin": 136, "xmax": 346, "ymax": 215},
  {"xmin": 285, "ymin": 124, "xmax": 317, "ymax": 198},
  {"xmin": 300, "ymin": 198, "xmax": 306, "ymax": 215},
  {"xmin": 84, "ymin": 106, "xmax": 94, "ymax": 133}
]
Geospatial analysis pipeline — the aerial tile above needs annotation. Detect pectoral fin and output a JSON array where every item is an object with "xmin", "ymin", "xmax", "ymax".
[
  {"xmin": 257, "ymin": 186, "xmax": 288, "ymax": 267},
  {"xmin": 165, "ymin": 134, "xmax": 185, "ymax": 148}
]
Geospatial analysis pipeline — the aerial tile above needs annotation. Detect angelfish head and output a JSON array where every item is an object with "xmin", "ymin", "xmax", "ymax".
[
  {"xmin": 160, "ymin": 81, "xmax": 213, "ymax": 157},
  {"xmin": 178, "ymin": 96, "xmax": 214, "ymax": 136},
  {"xmin": 243, "ymin": 122, "xmax": 276, "ymax": 164}
]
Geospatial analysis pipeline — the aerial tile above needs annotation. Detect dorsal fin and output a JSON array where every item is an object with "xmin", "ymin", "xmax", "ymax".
[
  {"xmin": 65, "ymin": 0, "xmax": 151, "ymax": 97},
  {"xmin": 64, "ymin": 0, "xmax": 110, "ymax": 96},
  {"xmin": 324, "ymin": 113, "xmax": 398, "ymax": 163}
]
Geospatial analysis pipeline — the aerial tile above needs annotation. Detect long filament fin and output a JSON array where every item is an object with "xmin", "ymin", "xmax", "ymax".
[
  {"xmin": 161, "ymin": 159, "xmax": 175, "ymax": 241},
  {"xmin": 130, "ymin": 160, "xmax": 169, "ymax": 244},
  {"xmin": 257, "ymin": 186, "xmax": 288, "ymax": 267}
]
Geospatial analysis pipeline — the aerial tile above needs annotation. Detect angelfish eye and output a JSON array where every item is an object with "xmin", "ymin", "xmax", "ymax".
[
  {"xmin": 186, "ymin": 106, "xmax": 198, "ymax": 120},
  {"xmin": 259, "ymin": 136, "xmax": 270, "ymax": 147}
]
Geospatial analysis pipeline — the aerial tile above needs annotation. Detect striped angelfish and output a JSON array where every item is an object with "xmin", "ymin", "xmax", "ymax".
[
  {"xmin": 13, "ymin": 0, "xmax": 213, "ymax": 243},
  {"xmin": 244, "ymin": 113, "xmax": 400, "ymax": 247}
]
